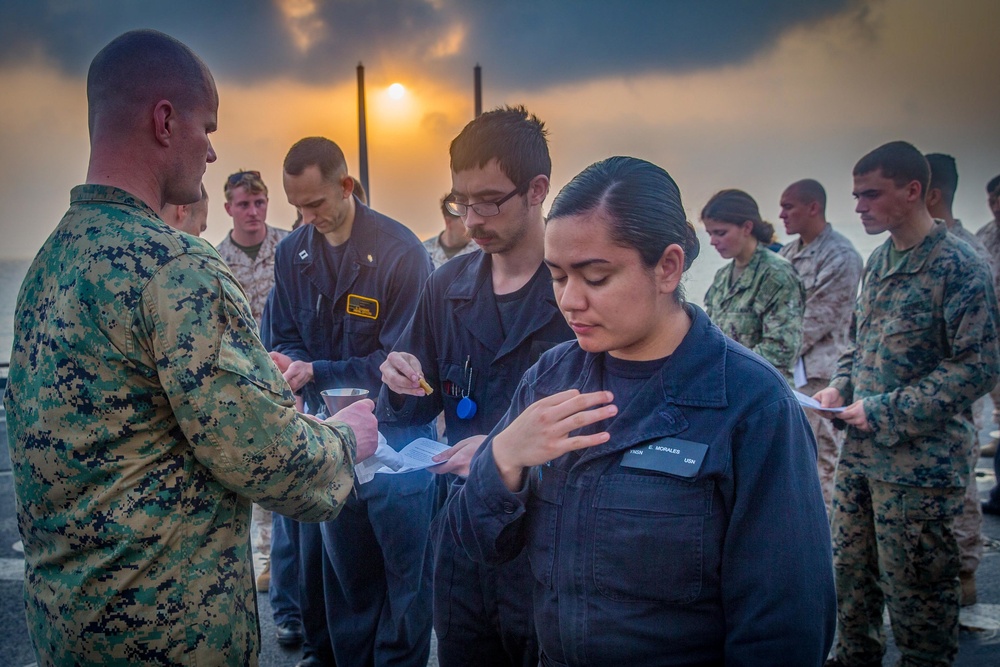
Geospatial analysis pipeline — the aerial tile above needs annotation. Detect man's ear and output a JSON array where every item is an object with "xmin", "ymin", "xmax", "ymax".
[
  {"xmin": 527, "ymin": 174, "xmax": 550, "ymax": 207},
  {"xmin": 153, "ymin": 99, "xmax": 174, "ymax": 148},
  {"xmin": 925, "ymin": 187, "xmax": 941, "ymax": 209}
]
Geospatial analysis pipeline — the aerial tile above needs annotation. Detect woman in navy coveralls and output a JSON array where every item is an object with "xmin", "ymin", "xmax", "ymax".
[{"xmin": 447, "ymin": 157, "xmax": 836, "ymax": 666}]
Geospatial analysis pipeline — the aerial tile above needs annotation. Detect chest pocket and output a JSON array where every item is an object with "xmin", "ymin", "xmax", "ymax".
[
  {"xmin": 525, "ymin": 465, "xmax": 567, "ymax": 591},
  {"xmin": 343, "ymin": 314, "xmax": 380, "ymax": 355},
  {"xmin": 592, "ymin": 473, "xmax": 711, "ymax": 604}
]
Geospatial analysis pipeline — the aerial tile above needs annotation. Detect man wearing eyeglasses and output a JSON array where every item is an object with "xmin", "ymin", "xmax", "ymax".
[
  {"xmin": 379, "ymin": 106, "xmax": 573, "ymax": 667},
  {"xmin": 265, "ymin": 136, "xmax": 435, "ymax": 667}
]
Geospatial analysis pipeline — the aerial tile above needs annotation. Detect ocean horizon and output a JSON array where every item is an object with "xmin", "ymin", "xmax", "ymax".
[{"xmin": 0, "ymin": 220, "xmax": 902, "ymax": 368}]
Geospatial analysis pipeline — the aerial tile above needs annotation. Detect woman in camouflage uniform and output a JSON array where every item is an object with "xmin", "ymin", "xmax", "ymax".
[{"xmin": 702, "ymin": 189, "xmax": 805, "ymax": 381}]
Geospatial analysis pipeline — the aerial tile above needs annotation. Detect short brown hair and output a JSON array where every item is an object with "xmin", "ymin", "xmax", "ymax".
[
  {"xmin": 224, "ymin": 170, "xmax": 268, "ymax": 202},
  {"xmin": 853, "ymin": 141, "xmax": 929, "ymax": 198},
  {"xmin": 284, "ymin": 137, "xmax": 347, "ymax": 182}
]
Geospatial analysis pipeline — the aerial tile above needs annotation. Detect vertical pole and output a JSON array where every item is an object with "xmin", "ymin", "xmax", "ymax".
[
  {"xmin": 357, "ymin": 62, "xmax": 370, "ymax": 202},
  {"xmin": 474, "ymin": 63, "xmax": 482, "ymax": 118}
]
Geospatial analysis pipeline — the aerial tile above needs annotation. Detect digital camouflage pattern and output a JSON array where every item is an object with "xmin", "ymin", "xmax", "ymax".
[
  {"xmin": 2, "ymin": 185, "xmax": 358, "ymax": 666},
  {"xmin": 974, "ymin": 218, "xmax": 1000, "ymax": 418},
  {"xmin": 975, "ymin": 218, "xmax": 1000, "ymax": 297},
  {"xmin": 779, "ymin": 223, "xmax": 863, "ymax": 381},
  {"xmin": 216, "ymin": 224, "xmax": 289, "ymax": 323},
  {"xmin": 704, "ymin": 243, "xmax": 805, "ymax": 379},
  {"xmin": 780, "ymin": 224, "xmax": 862, "ymax": 510},
  {"xmin": 830, "ymin": 222, "xmax": 1000, "ymax": 488},
  {"xmin": 945, "ymin": 220, "xmax": 993, "ymax": 579},
  {"xmin": 421, "ymin": 233, "xmax": 478, "ymax": 269},
  {"xmin": 828, "ymin": 222, "xmax": 998, "ymax": 665},
  {"xmin": 948, "ymin": 219, "xmax": 994, "ymax": 278},
  {"xmin": 831, "ymin": 473, "xmax": 963, "ymax": 666}
]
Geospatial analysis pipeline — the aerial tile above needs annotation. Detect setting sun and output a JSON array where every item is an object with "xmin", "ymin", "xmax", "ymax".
[{"xmin": 387, "ymin": 82, "xmax": 405, "ymax": 99}]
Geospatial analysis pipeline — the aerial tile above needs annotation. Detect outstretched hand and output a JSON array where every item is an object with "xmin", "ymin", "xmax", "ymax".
[
  {"xmin": 492, "ymin": 390, "xmax": 617, "ymax": 491},
  {"xmin": 428, "ymin": 435, "xmax": 486, "ymax": 477}
]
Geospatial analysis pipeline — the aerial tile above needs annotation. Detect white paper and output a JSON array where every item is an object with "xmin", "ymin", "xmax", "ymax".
[
  {"xmin": 792, "ymin": 390, "xmax": 846, "ymax": 413},
  {"xmin": 793, "ymin": 357, "xmax": 807, "ymax": 389},
  {"xmin": 355, "ymin": 436, "xmax": 450, "ymax": 484}
]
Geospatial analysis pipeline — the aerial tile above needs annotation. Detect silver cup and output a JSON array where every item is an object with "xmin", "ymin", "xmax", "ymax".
[{"xmin": 321, "ymin": 388, "xmax": 370, "ymax": 415}]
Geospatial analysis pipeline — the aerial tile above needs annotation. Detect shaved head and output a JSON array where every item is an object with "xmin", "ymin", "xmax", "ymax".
[
  {"xmin": 785, "ymin": 179, "xmax": 827, "ymax": 215},
  {"xmin": 87, "ymin": 29, "xmax": 215, "ymax": 138}
]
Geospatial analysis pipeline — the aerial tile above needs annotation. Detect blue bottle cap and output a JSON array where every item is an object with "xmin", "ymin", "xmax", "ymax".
[{"xmin": 457, "ymin": 396, "xmax": 478, "ymax": 420}]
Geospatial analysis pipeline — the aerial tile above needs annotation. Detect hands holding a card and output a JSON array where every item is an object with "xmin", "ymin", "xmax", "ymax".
[{"xmin": 812, "ymin": 387, "xmax": 872, "ymax": 432}]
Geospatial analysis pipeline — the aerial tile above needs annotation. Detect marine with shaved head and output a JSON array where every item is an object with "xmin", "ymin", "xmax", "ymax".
[
  {"xmin": 3, "ymin": 29, "xmax": 376, "ymax": 666},
  {"xmin": 778, "ymin": 178, "xmax": 862, "ymax": 513},
  {"xmin": 161, "ymin": 182, "xmax": 210, "ymax": 236}
]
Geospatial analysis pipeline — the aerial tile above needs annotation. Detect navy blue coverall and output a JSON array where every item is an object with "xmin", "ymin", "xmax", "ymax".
[
  {"xmin": 377, "ymin": 252, "xmax": 573, "ymax": 666},
  {"xmin": 447, "ymin": 305, "xmax": 836, "ymax": 666},
  {"xmin": 265, "ymin": 199, "xmax": 435, "ymax": 667}
]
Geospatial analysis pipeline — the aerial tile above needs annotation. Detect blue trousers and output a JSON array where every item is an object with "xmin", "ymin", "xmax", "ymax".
[
  {"xmin": 269, "ymin": 512, "xmax": 300, "ymax": 625},
  {"xmin": 991, "ymin": 453, "xmax": 1000, "ymax": 506},
  {"xmin": 319, "ymin": 454, "xmax": 437, "ymax": 667},
  {"xmin": 433, "ymin": 478, "xmax": 538, "ymax": 667}
]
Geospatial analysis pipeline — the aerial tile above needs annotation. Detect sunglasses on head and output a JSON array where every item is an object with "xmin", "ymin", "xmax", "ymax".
[{"xmin": 227, "ymin": 170, "xmax": 261, "ymax": 186}]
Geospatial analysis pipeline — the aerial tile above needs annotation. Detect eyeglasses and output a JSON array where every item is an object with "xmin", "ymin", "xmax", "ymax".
[
  {"xmin": 444, "ymin": 179, "xmax": 531, "ymax": 218},
  {"xmin": 226, "ymin": 170, "xmax": 261, "ymax": 187}
]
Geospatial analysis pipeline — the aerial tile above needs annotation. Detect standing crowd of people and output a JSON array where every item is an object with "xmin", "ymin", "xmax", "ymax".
[{"xmin": 4, "ymin": 29, "xmax": 1000, "ymax": 667}]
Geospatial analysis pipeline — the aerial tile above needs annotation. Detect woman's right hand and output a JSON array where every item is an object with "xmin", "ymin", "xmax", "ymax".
[{"xmin": 491, "ymin": 389, "xmax": 617, "ymax": 491}]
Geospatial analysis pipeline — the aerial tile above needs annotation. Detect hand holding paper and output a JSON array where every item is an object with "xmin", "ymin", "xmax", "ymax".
[
  {"xmin": 355, "ymin": 436, "xmax": 451, "ymax": 484},
  {"xmin": 793, "ymin": 390, "xmax": 846, "ymax": 413}
]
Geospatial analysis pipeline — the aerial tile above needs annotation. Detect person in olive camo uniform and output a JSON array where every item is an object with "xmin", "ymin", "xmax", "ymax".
[
  {"xmin": 925, "ymin": 152, "xmax": 995, "ymax": 606},
  {"xmin": 216, "ymin": 171, "xmax": 290, "ymax": 324},
  {"xmin": 2, "ymin": 30, "xmax": 373, "ymax": 666},
  {"xmin": 703, "ymin": 188, "xmax": 805, "ymax": 381},
  {"xmin": 975, "ymin": 174, "xmax": 1000, "ymax": 452},
  {"xmin": 216, "ymin": 169, "xmax": 290, "ymax": 592},
  {"xmin": 817, "ymin": 142, "xmax": 1000, "ymax": 667},
  {"xmin": 976, "ymin": 174, "xmax": 1000, "ymax": 515},
  {"xmin": 704, "ymin": 244, "xmax": 805, "ymax": 382},
  {"xmin": 779, "ymin": 179, "xmax": 863, "ymax": 513}
]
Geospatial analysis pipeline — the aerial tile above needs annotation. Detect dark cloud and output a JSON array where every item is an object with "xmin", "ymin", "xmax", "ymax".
[{"xmin": 0, "ymin": 0, "xmax": 856, "ymax": 89}]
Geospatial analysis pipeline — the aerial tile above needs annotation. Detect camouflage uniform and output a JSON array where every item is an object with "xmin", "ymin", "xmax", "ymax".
[
  {"xmin": 975, "ymin": 219, "xmax": 1000, "ymax": 422},
  {"xmin": 945, "ymin": 220, "xmax": 994, "ymax": 585},
  {"xmin": 975, "ymin": 218, "xmax": 1000, "ymax": 295},
  {"xmin": 704, "ymin": 243, "xmax": 805, "ymax": 380},
  {"xmin": 828, "ymin": 222, "xmax": 1000, "ymax": 666},
  {"xmin": 216, "ymin": 224, "xmax": 289, "ymax": 323},
  {"xmin": 780, "ymin": 223, "xmax": 863, "ymax": 511},
  {"xmin": 2, "ymin": 185, "xmax": 358, "ymax": 667},
  {"xmin": 422, "ymin": 232, "xmax": 478, "ymax": 269},
  {"xmin": 216, "ymin": 224, "xmax": 290, "ymax": 575}
]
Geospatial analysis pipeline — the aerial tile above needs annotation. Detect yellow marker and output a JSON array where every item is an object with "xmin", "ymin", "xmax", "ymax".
[{"xmin": 418, "ymin": 377, "xmax": 434, "ymax": 395}]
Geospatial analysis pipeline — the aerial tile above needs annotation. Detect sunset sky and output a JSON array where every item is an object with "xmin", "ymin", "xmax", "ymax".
[{"xmin": 1, "ymin": 0, "xmax": 998, "ymax": 302}]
